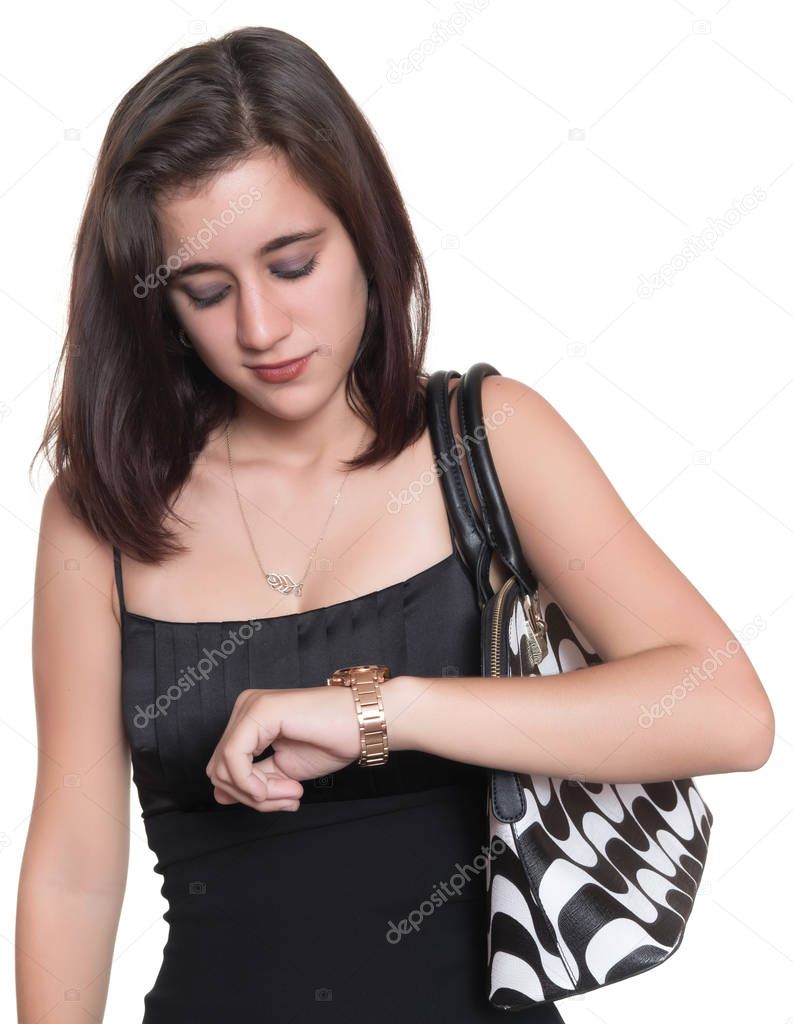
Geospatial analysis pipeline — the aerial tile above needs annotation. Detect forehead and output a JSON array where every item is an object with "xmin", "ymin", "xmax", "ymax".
[{"xmin": 155, "ymin": 150, "xmax": 328, "ymax": 251}]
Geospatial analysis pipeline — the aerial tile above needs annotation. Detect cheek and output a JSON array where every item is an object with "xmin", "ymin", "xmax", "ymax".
[
  {"xmin": 312, "ymin": 263, "xmax": 368, "ymax": 342},
  {"xmin": 190, "ymin": 339, "xmax": 232, "ymax": 380},
  {"xmin": 173, "ymin": 307, "xmax": 236, "ymax": 369}
]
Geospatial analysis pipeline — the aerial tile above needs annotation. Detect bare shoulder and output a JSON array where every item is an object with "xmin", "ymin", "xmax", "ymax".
[
  {"xmin": 476, "ymin": 375, "xmax": 769, "ymax": 712},
  {"xmin": 479, "ymin": 374, "xmax": 610, "ymax": 507},
  {"xmin": 33, "ymin": 479, "xmax": 125, "ymax": 737},
  {"xmin": 22, "ymin": 481, "xmax": 130, "ymax": 892},
  {"xmin": 476, "ymin": 371, "xmax": 703, "ymax": 660},
  {"xmin": 36, "ymin": 478, "xmax": 119, "ymax": 628}
]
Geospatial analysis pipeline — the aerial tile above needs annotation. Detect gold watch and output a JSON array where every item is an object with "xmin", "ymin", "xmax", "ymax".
[{"xmin": 326, "ymin": 664, "xmax": 391, "ymax": 767}]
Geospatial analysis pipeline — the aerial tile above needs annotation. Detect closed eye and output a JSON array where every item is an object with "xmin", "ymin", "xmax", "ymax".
[{"xmin": 185, "ymin": 254, "xmax": 319, "ymax": 310}]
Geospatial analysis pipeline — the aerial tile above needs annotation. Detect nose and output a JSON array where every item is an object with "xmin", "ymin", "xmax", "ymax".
[{"xmin": 235, "ymin": 279, "xmax": 293, "ymax": 352}]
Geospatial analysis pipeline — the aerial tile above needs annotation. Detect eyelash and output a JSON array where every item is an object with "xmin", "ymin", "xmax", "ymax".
[{"xmin": 186, "ymin": 254, "xmax": 319, "ymax": 310}]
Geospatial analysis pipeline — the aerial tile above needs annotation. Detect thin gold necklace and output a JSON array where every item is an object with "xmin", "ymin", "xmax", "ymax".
[{"xmin": 224, "ymin": 423, "xmax": 368, "ymax": 598}]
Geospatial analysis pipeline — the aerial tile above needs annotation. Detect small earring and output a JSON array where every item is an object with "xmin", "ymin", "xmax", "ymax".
[{"xmin": 177, "ymin": 327, "xmax": 193, "ymax": 349}]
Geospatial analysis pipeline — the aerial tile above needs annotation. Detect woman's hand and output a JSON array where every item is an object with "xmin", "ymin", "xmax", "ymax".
[{"xmin": 205, "ymin": 683, "xmax": 363, "ymax": 812}]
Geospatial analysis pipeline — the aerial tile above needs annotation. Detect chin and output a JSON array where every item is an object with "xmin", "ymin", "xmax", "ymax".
[{"xmin": 240, "ymin": 380, "xmax": 330, "ymax": 418}]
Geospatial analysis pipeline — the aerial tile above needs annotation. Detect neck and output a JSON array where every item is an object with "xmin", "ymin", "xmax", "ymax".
[{"xmin": 226, "ymin": 390, "xmax": 372, "ymax": 475}]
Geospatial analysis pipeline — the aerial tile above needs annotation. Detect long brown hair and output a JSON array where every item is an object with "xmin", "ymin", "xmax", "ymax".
[{"xmin": 31, "ymin": 26, "xmax": 431, "ymax": 562}]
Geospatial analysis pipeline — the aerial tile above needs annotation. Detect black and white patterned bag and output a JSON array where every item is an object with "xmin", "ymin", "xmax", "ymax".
[{"xmin": 427, "ymin": 364, "xmax": 714, "ymax": 1012}]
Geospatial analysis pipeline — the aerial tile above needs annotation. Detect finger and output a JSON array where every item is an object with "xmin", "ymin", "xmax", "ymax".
[
  {"xmin": 210, "ymin": 768, "xmax": 302, "ymax": 802},
  {"xmin": 211, "ymin": 779, "xmax": 301, "ymax": 813},
  {"xmin": 211, "ymin": 785, "xmax": 238, "ymax": 805},
  {"xmin": 224, "ymin": 707, "xmax": 280, "ymax": 798},
  {"xmin": 251, "ymin": 766, "xmax": 304, "ymax": 799}
]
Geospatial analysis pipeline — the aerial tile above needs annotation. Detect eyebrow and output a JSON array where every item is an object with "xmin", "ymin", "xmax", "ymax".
[{"xmin": 168, "ymin": 227, "xmax": 326, "ymax": 281}]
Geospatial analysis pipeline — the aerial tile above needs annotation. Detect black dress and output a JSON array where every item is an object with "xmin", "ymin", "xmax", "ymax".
[{"xmin": 115, "ymin": 527, "xmax": 565, "ymax": 1022}]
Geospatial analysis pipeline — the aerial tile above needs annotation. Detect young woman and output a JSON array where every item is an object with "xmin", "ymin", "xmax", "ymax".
[{"xmin": 17, "ymin": 25, "xmax": 774, "ymax": 1024}]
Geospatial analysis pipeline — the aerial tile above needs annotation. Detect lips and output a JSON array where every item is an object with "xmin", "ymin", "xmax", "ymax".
[
  {"xmin": 251, "ymin": 353, "xmax": 312, "ymax": 369},
  {"xmin": 248, "ymin": 351, "xmax": 314, "ymax": 383}
]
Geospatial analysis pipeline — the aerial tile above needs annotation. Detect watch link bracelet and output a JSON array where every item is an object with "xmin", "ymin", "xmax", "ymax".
[{"xmin": 325, "ymin": 664, "xmax": 391, "ymax": 767}]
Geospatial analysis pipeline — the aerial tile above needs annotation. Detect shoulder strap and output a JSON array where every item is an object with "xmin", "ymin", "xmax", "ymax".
[
  {"xmin": 112, "ymin": 545, "xmax": 126, "ymax": 616},
  {"xmin": 458, "ymin": 363, "xmax": 538, "ymax": 595},
  {"xmin": 427, "ymin": 368, "xmax": 502, "ymax": 607},
  {"xmin": 426, "ymin": 364, "xmax": 539, "ymax": 604}
]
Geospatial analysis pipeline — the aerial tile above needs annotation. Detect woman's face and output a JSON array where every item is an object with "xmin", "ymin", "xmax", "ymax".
[{"xmin": 155, "ymin": 149, "xmax": 370, "ymax": 422}]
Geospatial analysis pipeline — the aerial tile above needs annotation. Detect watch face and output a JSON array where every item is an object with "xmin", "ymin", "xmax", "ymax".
[{"xmin": 326, "ymin": 665, "xmax": 391, "ymax": 686}]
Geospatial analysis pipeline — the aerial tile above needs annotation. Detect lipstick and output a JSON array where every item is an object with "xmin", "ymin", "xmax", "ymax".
[{"xmin": 249, "ymin": 352, "xmax": 314, "ymax": 383}]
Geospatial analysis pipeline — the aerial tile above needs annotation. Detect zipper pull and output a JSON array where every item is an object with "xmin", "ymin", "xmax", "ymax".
[{"xmin": 521, "ymin": 589, "xmax": 548, "ymax": 666}]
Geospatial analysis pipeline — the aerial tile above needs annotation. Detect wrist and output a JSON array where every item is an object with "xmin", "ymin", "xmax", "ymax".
[
  {"xmin": 380, "ymin": 674, "xmax": 427, "ymax": 754},
  {"xmin": 327, "ymin": 664, "xmax": 393, "ymax": 766}
]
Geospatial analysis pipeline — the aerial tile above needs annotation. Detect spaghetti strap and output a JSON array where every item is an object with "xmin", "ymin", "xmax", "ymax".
[{"xmin": 112, "ymin": 545, "xmax": 126, "ymax": 616}]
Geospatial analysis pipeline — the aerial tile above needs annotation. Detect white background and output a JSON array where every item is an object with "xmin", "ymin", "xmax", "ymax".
[{"xmin": 2, "ymin": 2, "xmax": 791, "ymax": 1022}]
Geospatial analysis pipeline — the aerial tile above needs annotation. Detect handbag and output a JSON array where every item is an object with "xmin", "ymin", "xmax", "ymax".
[{"xmin": 426, "ymin": 362, "xmax": 715, "ymax": 1011}]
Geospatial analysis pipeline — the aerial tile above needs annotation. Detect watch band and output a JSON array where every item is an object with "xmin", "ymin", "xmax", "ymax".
[{"xmin": 326, "ymin": 664, "xmax": 391, "ymax": 767}]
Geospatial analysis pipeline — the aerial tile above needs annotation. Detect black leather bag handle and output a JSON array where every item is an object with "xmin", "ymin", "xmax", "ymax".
[
  {"xmin": 426, "ymin": 364, "xmax": 539, "ymax": 607},
  {"xmin": 427, "ymin": 369, "xmax": 493, "ymax": 608},
  {"xmin": 458, "ymin": 363, "xmax": 539, "ymax": 597}
]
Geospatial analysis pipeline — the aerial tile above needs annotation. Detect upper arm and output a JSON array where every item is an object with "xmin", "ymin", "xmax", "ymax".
[
  {"xmin": 455, "ymin": 374, "xmax": 774, "ymax": 744},
  {"xmin": 22, "ymin": 480, "xmax": 130, "ymax": 894}
]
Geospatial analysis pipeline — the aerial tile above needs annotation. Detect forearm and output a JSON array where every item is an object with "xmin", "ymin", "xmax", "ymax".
[
  {"xmin": 16, "ymin": 880, "xmax": 124, "ymax": 1022},
  {"xmin": 383, "ymin": 643, "xmax": 771, "ymax": 782}
]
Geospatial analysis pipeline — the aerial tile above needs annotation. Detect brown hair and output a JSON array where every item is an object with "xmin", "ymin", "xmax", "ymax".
[{"xmin": 31, "ymin": 26, "xmax": 431, "ymax": 562}]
